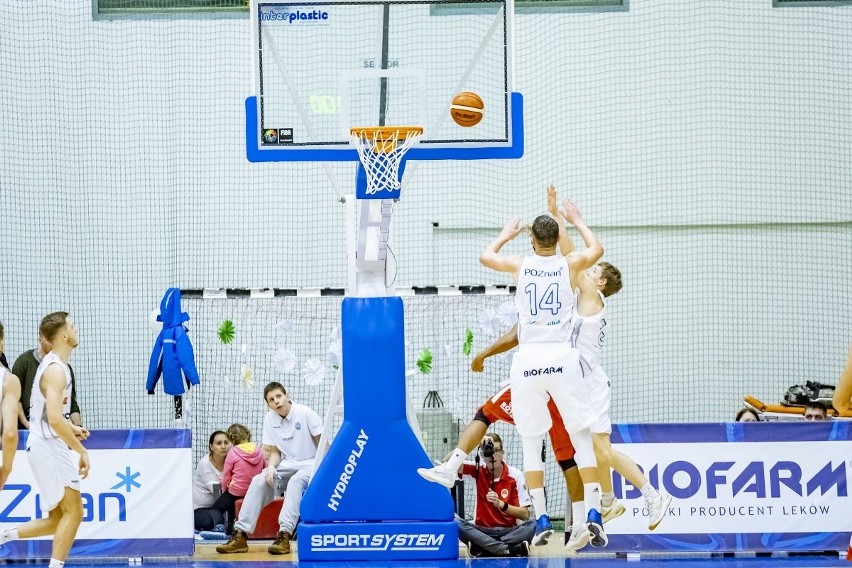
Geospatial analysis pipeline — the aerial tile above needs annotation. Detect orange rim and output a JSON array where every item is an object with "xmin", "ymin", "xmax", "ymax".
[
  {"xmin": 350, "ymin": 126, "xmax": 423, "ymax": 153},
  {"xmin": 350, "ymin": 126, "xmax": 423, "ymax": 139}
]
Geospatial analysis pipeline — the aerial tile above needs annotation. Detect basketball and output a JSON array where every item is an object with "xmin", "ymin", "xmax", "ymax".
[{"xmin": 450, "ymin": 91, "xmax": 484, "ymax": 127}]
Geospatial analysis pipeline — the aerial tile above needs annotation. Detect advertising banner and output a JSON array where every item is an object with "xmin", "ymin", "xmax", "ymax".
[
  {"xmin": 602, "ymin": 422, "xmax": 851, "ymax": 552},
  {"xmin": 0, "ymin": 429, "xmax": 193, "ymax": 559}
]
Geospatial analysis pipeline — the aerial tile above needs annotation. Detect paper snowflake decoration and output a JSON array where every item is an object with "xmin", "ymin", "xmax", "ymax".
[
  {"xmin": 273, "ymin": 347, "xmax": 297, "ymax": 374},
  {"xmin": 496, "ymin": 301, "xmax": 519, "ymax": 327},
  {"xmin": 303, "ymin": 359, "xmax": 326, "ymax": 386},
  {"xmin": 327, "ymin": 339, "xmax": 342, "ymax": 368},
  {"xmin": 477, "ymin": 308, "xmax": 501, "ymax": 335},
  {"xmin": 240, "ymin": 363, "xmax": 254, "ymax": 389}
]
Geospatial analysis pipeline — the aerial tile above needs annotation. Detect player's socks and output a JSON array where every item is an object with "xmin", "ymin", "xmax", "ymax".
[
  {"xmin": 640, "ymin": 483, "xmax": 659, "ymax": 500},
  {"xmin": 601, "ymin": 491, "xmax": 614, "ymax": 508},
  {"xmin": 571, "ymin": 502, "xmax": 585, "ymax": 529},
  {"xmin": 1, "ymin": 528, "xmax": 19, "ymax": 544},
  {"xmin": 530, "ymin": 487, "xmax": 547, "ymax": 519},
  {"xmin": 583, "ymin": 482, "xmax": 602, "ymax": 517},
  {"xmin": 444, "ymin": 448, "xmax": 467, "ymax": 472}
]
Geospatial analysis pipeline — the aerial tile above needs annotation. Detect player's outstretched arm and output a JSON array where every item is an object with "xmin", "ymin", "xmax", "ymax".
[
  {"xmin": 471, "ymin": 324, "xmax": 519, "ymax": 372},
  {"xmin": 833, "ymin": 344, "xmax": 852, "ymax": 413},
  {"xmin": 547, "ymin": 185, "xmax": 574, "ymax": 257},
  {"xmin": 479, "ymin": 217, "xmax": 524, "ymax": 277},
  {"xmin": 0, "ymin": 373, "xmax": 21, "ymax": 489},
  {"xmin": 562, "ymin": 198, "xmax": 603, "ymax": 272}
]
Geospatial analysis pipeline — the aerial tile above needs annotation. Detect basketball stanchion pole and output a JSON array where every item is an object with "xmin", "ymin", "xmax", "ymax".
[{"xmin": 297, "ymin": 126, "xmax": 458, "ymax": 561}]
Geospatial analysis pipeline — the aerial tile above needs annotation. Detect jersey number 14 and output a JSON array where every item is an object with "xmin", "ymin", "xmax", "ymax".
[{"xmin": 524, "ymin": 282, "xmax": 562, "ymax": 316}]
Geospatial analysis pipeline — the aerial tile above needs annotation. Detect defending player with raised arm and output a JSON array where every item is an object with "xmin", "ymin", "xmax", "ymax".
[
  {"xmin": 478, "ymin": 188, "xmax": 607, "ymax": 548},
  {"xmin": 0, "ymin": 321, "xmax": 22, "ymax": 490},
  {"xmin": 1, "ymin": 312, "xmax": 90, "ymax": 568},
  {"xmin": 564, "ymin": 262, "xmax": 672, "ymax": 548}
]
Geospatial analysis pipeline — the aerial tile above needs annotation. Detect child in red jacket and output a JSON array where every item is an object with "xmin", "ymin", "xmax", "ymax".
[{"xmin": 213, "ymin": 423, "xmax": 265, "ymax": 534}]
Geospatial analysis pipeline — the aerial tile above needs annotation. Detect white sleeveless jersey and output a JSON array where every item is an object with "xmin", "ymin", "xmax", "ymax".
[
  {"xmin": 569, "ymin": 291, "xmax": 608, "ymax": 374},
  {"xmin": 29, "ymin": 352, "xmax": 72, "ymax": 440},
  {"xmin": 515, "ymin": 254, "xmax": 575, "ymax": 345}
]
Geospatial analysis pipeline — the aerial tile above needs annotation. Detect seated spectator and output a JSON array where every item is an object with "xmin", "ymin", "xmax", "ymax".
[
  {"xmin": 803, "ymin": 401, "xmax": 828, "ymax": 421},
  {"xmin": 735, "ymin": 408, "xmax": 759, "ymax": 422},
  {"xmin": 217, "ymin": 382, "xmax": 322, "ymax": 556},
  {"xmin": 456, "ymin": 433, "xmax": 533, "ymax": 558},
  {"xmin": 213, "ymin": 423, "xmax": 265, "ymax": 534},
  {"xmin": 193, "ymin": 430, "xmax": 231, "ymax": 531}
]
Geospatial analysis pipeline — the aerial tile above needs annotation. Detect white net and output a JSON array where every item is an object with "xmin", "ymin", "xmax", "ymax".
[
  {"xmin": 350, "ymin": 126, "xmax": 423, "ymax": 194},
  {"xmin": 1, "ymin": 0, "xmax": 852, "ymax": 521}
]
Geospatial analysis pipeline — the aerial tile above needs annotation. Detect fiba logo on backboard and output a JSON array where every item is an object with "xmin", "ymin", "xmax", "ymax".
[
  {"xmin": 259, "ymin": 7, "xmax": 330, "ymax": 24},
  {"xmin": 262, "ymin": 128, "xmax": 293, "ymax": 145}
]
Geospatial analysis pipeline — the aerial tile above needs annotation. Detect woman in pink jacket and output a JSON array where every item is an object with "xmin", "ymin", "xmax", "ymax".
[{"xmin": 213, "ymin": 423, "xmax": 265, "ymax": 534}]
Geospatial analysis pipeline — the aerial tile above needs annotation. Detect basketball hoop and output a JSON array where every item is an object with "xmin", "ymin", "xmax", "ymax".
[{"xmin": 349, "ymin": 126, "xmax": 423, "ymax": 195}]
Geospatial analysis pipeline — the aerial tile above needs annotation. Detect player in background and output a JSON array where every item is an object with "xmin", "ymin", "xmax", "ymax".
[
  {"xmin": 830, "ymin": 344, "xmax": 852, "ymax": 561},
  {"xmin": 1, "ymin": 312, "xmax": 90, "ymax": 568},
  {"xmin": 833, "ymin": 344, "xmax": 852, "ymax": 414},
  {"xmin": 564, "ymin": 261, "xmax": 671, "ymax": 547},
  {"xmin": 477, "ymin": 188, "xmax": 606, "ymax": 547},
  {"xmin": 417, "ymin": 379, "xmax": 587, "ymax": 543},
  {"xmin": 0, "ymin": 321, "xmax": 22, "ymax": 490}
]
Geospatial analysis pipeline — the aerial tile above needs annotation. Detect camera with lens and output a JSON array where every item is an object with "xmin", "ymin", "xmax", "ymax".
[{"xmin": 480, "ymin": 438, "xmax": 495, "ymax": 458}]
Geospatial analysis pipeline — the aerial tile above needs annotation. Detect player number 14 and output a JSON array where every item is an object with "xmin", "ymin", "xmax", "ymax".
[{"xmin": 524, "ymin": 282, "xmax": 561, "ymax": 316}]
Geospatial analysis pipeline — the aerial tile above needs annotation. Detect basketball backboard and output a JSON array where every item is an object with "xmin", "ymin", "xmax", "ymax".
[{"xmin": 247, "ymin": 0, "xmax": 521, "ymax": 162}]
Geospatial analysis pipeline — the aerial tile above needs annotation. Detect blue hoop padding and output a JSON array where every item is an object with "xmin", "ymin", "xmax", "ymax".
[
  {"xmin": 245, "ymin": 92, "xmax": 524, "ymax": 163},
  {"xmin": 298, "ymin": 297, "xmax": 457, "ymax": 561}
]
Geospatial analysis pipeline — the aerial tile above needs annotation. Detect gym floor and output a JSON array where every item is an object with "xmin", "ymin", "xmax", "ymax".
[{"xmin": 171, "ymin": 539, "xmax": 850, "ymax": 567}]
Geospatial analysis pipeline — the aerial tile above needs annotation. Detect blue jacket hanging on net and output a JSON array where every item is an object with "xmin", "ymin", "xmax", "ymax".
[{"xmin": 146, "ymin": 288, "xmax": 200, "ymax": 396}]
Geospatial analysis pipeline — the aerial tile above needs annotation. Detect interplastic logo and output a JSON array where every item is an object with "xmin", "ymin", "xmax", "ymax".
[{"xmin": 260, "ymin": 9, "xmax": 330, "ymax": 23}]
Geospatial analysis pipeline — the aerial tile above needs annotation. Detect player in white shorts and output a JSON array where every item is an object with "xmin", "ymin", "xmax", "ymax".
[
  {"xmin": 479, "ymin": 186, "xmax": 607, "ymax": 548},
  {"xmin": 1, "ymin": 312, "xmax": 90, "ymax": 568},
  {"xmin": 563, "ymin": 262, "xmax": 672, "ymax": 550},
  {"xmin": 0, "ymin": 321, "xmax": 22, "ymax": 490}
]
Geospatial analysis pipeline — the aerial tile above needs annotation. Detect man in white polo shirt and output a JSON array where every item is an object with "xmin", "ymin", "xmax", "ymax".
[{"xmin": 217, "ymin": 382, "xmax": 322, "ymax": 555}]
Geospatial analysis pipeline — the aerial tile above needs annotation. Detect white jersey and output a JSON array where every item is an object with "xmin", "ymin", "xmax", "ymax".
[
  {"xmin": 29, "ymin": 352, "xmax": 72, "ymax": 440},
  {"xmin": 569, "ymin": 290, "xmax": 608, "ymax": 375},
  {"xmin": 515, "ymin": 254, "xmax": 575, "ymax": 345}
]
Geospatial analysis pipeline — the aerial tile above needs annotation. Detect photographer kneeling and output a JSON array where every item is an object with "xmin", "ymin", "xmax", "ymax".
[{"xmin": 456, "ymin": 433, "xmax": 534, "ymax": 557}]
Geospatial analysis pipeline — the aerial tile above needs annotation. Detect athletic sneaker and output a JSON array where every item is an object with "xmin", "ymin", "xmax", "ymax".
[
  {"xmin": 602, "ymin": 498, "xmax": 626, "ymax": 523},
  {"xmin": 586, "ymin": 509, "xmax": 608, "ymax": 548},
  {"xmin": 508, "ymin": 541, "xmax": 530, "ymax": 557},
  {"xmin": 200, "ymin": 530, "xmax": 230, "ymax": 541},
  {"xmin": 564, "ymin": 526, "xmax": 590, "ymax": 551},
  {"xmin": 646, "ymin": 492, "xmax": 672, "ymax": 530},
  {"xmin": 417, "ymin": 464, "xmax": 457, "ymax": 489},
  {"xmin": 531, "ymin": 514, "xmax": 553, "ymax": 546},
  {"xmin": 466, "ymin": 541, "xmax": 481, "ymax": 558}
]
